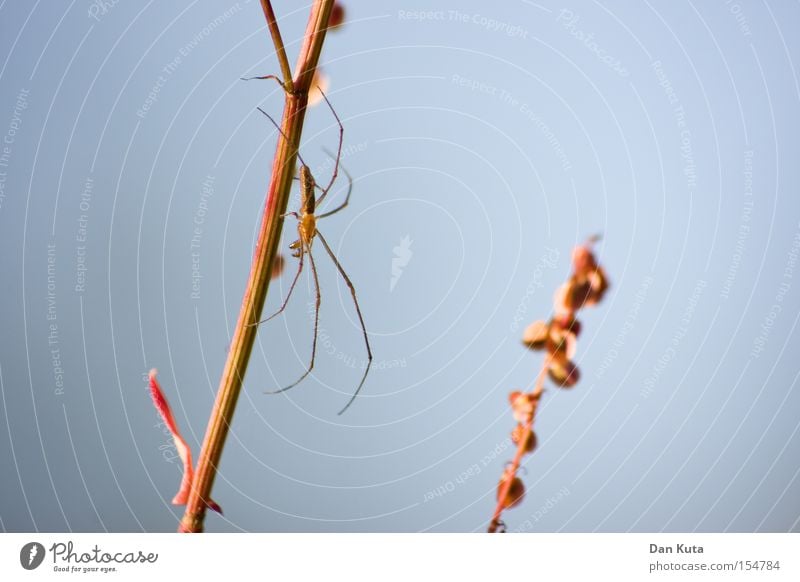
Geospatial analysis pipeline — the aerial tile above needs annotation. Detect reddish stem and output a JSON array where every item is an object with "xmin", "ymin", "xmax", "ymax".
[
  {"xmin": 488, "ymin": 360, "xmax": 549, "ymax": 533},
  {"xmin": 179, "ymin": 0, "xmax": 336, "ymax": 533}
]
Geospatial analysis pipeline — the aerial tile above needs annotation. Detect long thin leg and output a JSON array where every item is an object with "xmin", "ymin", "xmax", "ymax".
[
  {"xmin": 266, "ymin": 241, "xmax": 321, "ymax": 394},
  {"xmin": 249, "ymin": 214, "xmax": 300, "ymax": 327},
  {"xmin": 256, "ymin": 107, "xmax": 308, "ymax": 168},
  {"xmin": 315, "ymin": 231, "xmax": 372, "ymax": 414},
  {"xmin": 318, "ymin": 161, "xmax": 353, "ymax": 219},
  {"xmin": 315, "ymin": 89, "xmax": 344, "ymax": 206},
  {"xmin": 255, "ymin": 252, "xmax": 303, "ymax": 326},
  {"xmin": 241, "ymin": 74, "xmax": 287, "ymax": 92}
]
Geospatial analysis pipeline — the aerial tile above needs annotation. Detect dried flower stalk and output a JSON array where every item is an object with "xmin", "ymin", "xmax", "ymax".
[{"xmin": 489, "ymin": 237, "xmax": 609, "ymax": 533}]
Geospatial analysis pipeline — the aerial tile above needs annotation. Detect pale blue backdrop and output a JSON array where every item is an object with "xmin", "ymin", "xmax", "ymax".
[{"xmin": 1, "ymin": 0, "xmax": 799, "ymax": 532}]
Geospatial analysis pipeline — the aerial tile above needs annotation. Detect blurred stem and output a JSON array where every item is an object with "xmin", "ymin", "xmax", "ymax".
[
  {"xmin": 179, "ymin": 0, "xmax": 335, "ymax": 533},
  {"xmin": 259, "ymin": 0, "xmax": 294, "ymax": 94},
  {"xmin": 488, "ymin": 358, "xmax": 549, "ymax": 533}
]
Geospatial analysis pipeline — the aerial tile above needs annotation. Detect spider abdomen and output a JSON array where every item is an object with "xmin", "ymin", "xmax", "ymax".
[{"xmin": 298, "ymin": 213, "xmax": 317, "ymax": 248}]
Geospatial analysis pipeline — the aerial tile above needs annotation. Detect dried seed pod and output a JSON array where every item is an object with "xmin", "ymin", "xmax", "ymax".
[
  {"xmin": 552, "ymin": 314, "xmax": 581, "ymax": 337},
  {"xmin": 548, "ymin": 360, "xmax": 580, "ymax": 388},
  {"xmin": 554, "ymin": 279, "xmax": 591, "ymax": 314},
  {"xmin": 546, "ymin": 324, "xmax": 577, "ymax": 361},
  {"xmin": 328, "ymin": 3, "xmax": 345, "ymax": 29},
  {"xmin": 552, "ymin": 281, "xmax": 572, "ymax": 315},
  {"xmin": 568, "ymin": 279, "xmax": 595, "ymax": 311},
  {"xmin": 511, "ymin": 423, "xmax": 537, "ymax": 454},
  {"xmin": 509, "ymin": 392, "xmax": 537, "ymax": 422},
  {"xmin": 571, "ymin": 244, "xmax": 597, "ymax": 277},
  {"xmin": 308, "ymin": 68, "xmax": 330, "ymax": 107},
  {"xmin": 586, "ymin": 266, "xmax": 609, "ymax": 305},
  {"xmin": 271, "ymin": 253, "xmax": 285, "ymax": 279},
  {"xmin": 522, "ymin": 320, "xmax": 549, "ymax": 350},
  {"xmin": 497, "ymin": 472, "xmax": 525, "ymax": 509},
  {"xmin": 554, "ymin": 238, "xmax": 609, "ymax": 314}
]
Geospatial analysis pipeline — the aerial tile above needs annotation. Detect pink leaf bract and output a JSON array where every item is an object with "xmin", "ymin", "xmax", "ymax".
[{"xmin": 148, "ymin": 369, "xmax": 221, "ymax": 514}]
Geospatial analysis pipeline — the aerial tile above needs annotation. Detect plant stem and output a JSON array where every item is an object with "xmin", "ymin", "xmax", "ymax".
[
  {"xmin": 488, "ymin": 360, "xmax": 549, "ymax": 533},
  {"xmin": 259, "ymin": 0, "xmax": 294, "ymax": 94},
  {"xmin": 179, "ymin": 0, "xmax": 336, "ymax": 533}
]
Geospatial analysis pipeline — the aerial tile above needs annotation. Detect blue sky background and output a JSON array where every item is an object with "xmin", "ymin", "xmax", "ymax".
[{"xmin": 1, "ymin": 0, "xmax": 799, "ymax": 532}]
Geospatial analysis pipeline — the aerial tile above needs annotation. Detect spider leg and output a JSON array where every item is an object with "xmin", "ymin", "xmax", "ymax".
[
  {"xmin": 265, "ymin": 240, "xmax": 321, "ymax": 394},
  {"xmin": 256, "ymin": 107, "xmax": 308, "ymax": 168},
  {"xmin": 315, "ymin": 230, "xmax": 372, "ymax": 414},
  {"xmin": 314, "ymin": 89, "xmax": 344, "ymax": 206},
  {"xmin": 318, "ymin": 163, "xmax": 353, "ymax": 219},
  {"xmin": 240, "ymin": 74, "xmax": 287, "ymax": 92},
  {"xmin": 252, "ymin": 244, "xmax": 304, "ymax": 327}
]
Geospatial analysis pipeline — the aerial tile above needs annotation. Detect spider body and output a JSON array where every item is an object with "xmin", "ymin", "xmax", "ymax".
[
  {"xmin": 252, "ymin": 91, "xmax": 372, "ymax": 415},
  {"xmin": 292, "ymin": 166, "xmax": 317, "ymax": 257}
]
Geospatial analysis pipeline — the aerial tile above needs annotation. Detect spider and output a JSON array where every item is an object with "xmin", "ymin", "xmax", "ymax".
[{"xmin": 253, "ymin": 90, "xmax": 372, "ymax": 415}]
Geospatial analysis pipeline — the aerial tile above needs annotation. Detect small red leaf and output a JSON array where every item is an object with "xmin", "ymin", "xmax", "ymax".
[
  {"xmin": 148, "ymin": 369, "xmax": 221, "ymax": 514},
  {"xmin": 205, "ymin": 499, "xmax": 223, "ymax": 515},
  {"xmin": 149, "ymin": 369, "xmax": 193, "ymax": 505}
]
